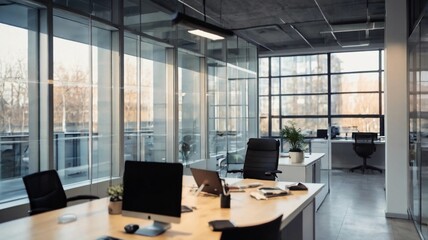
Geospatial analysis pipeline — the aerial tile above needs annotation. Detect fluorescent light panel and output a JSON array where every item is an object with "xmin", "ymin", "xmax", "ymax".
[
  {"xmin": 172, "ymin": 12, "xmax": 233, "ymax": 40},
  {"xmin": 341, "ymin": 43, "xmax": 370, "ymax": 48},
  {"xmin": 188, "ymin": 29, "xmax": 224, "ymax": 40}
]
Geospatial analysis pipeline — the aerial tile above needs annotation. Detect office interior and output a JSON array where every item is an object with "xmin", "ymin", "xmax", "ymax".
[{"xmin": 0, "ymin": 0, "xmax": 424, "ymax": 238}]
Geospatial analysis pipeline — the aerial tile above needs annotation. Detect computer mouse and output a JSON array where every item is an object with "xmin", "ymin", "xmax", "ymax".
[
  {"xmin": 57, "ymin": 213, "xmax": 77, "ymax": 224},
  {"xmin": 124, "ymin": 224, "xmax": 139, "ymax": 234}
]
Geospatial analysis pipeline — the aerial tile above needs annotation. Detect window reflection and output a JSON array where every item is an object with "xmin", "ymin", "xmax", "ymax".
[
  {"xmin": 178, "ymin": 51, "xmax": 201, "ymax": 163},
  {"xmin": 124, "ymin": 35, "xmax": 167, "ymax": 163}
]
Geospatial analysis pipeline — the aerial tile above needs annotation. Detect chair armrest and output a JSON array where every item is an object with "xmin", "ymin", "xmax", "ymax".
[
  {"xmin": 227, "ymin": 169, "xmax": 243, "ymax": 174},
  {"xmin": 67, "ymin": 195, "xmax": 99, "ymax": 202},
  {"xmin": 28, "ymin": 207, "xmax": 53, "ymax": 216},
  {"xmin": 265, "ymin": 170, "xmax": 282, "ymax": 178}
]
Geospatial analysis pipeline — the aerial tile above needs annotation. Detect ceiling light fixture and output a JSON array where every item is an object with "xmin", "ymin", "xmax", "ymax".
[
  {"xmin": 341, "ymin": 43, "xmax": 370, "ymax": 48},
  {"xmin": 187, "ymin": 29, "xmax": 224, "ymax": 40},
  {"xmin": 172, "ymin": 12, "xmax": 233, "ymax": 41}
]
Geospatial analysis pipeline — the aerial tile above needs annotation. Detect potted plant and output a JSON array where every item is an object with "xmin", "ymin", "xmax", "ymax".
[
  {"xmin": 107, "ymin": 184, "xmax": 123, "ymax": 214},
  {"xmin": 281, "ymin": 121, "xmax": 305, "ymax": 163}
]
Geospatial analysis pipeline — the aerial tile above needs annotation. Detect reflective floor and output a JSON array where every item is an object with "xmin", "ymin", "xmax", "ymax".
[{"xmin": 316, "ymin": 169, "xmax": 420, "ymax": 240}]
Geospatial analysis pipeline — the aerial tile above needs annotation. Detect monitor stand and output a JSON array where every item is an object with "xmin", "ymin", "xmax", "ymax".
[{"xmin": 135, "ymin": 221, "xmax": 171, "ymax": 237}]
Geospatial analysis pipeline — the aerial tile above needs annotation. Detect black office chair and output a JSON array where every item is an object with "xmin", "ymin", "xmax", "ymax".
[
  {"xmin": 350, "ymin": 133, "xmax": 382, "ymax": 174},
  {"xmin": 220, "ymin": 214, "xmax": 282, "ymax": 240},
  {"xmin": 228, "ymin": 138, "xmax": 282, "ymax": 180},
  {"xmin": 23, "ymin": 170, "xmax": 99, "ymax": 215}
]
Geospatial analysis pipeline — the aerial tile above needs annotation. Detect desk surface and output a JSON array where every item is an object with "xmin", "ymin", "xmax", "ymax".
[
  {"xmin": 312, "ymin": 138, "xmax": 385, "ymax": 144},
  {"xmin": 1, "ymin": 177, "xmax": 323, "ymax": 240},
  {"xmin": 279, "ymin": 153, "xmax": 324, "ymax": 167}
]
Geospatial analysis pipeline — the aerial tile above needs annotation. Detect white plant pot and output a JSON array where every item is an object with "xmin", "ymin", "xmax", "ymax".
[{"xmin": 289, "ymin": 151, "xmax": 304, "ymax": 163}]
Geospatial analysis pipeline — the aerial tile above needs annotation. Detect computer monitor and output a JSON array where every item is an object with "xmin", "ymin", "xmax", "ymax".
[
  {"xmin": 352, "ymin": 132, "xmax": 378, "ymax": 140},
  {"xmin": 122, "ymin": 161, "xmax": 183, "ymax": 237},
  {"xmin": 190, "ymin": 168, "xmax": 223, "ymax": 196},
  {"xmin": 316, "ymin": 129, "xmax": 328, "ymax": 139}
]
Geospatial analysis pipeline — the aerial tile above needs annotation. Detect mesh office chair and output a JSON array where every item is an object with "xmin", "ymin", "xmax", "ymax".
[
  {"xmin": 220, "ymin": 214, "xmax": 282, "ymax": 240},
  {"xmin": 350, "ymin": 133, "xmax": 382, "ymax": 174},
  {"xmin": 228, "ymin": 138, "xmax": 282, "ymax": 180},
  {"xmin": 23, "ymin": 170, "xmax": 99, "ymax": 215}
]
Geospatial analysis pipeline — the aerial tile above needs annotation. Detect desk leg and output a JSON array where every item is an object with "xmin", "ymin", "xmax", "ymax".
[{"xmin": 281, "ymin": 200, "xmax": 315, "ymax": 240}]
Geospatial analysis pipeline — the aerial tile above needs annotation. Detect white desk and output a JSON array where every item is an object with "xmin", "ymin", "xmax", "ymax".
[
  {"xmin": 311, "ymin": 139, "xmax": 385, "ymax": 170},
  {"xmin": 277, "ymin": 153, "xmax": 327, "ymax": 210},
  {"xmin": 0, "ymin": 176, "xmax": 323, "ymax": 240},
  {"xmin": 277, "ymin": 153, "xmax": 323, "ymax": 183}
]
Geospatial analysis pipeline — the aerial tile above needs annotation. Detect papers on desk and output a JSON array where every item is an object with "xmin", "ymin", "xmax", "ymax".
[
  {"xmin": 250, "ymin": 187, "xmax": 290, "ymax": 200},
  {"xmin": 228, "ymin": 182, "xmax": 263, "ymax": 191}
]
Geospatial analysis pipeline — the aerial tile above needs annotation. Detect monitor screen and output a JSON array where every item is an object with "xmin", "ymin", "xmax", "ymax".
[
  {"xmin": 316, "ymin": 129, "xmax": 328, "ymax": 139},
  {"xmin": 352, "ymin": 132, "xmax": 378, "ymax": 140},
  {"xmin": 122, "ymin": 161, "xmax": 183, "ymax": 236},
  {"xmin": 190, "ymin": 168, "xmax": 223, "ymax": 196}
]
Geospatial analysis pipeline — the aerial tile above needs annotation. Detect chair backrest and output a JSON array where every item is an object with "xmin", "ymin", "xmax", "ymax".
[
  {"xmin": 220, "ymin": 214, "xmax": 282, "ymax": 240},
  {"xmin": 243, "ymin": 138, "xmax": 280, "ymax": 180},
  {"xmin": 22, "ymin": 170, "xmax": 68, "ymax": 213},
  {"xmin": 353, "ymin": 132, "xmax": 376, "ymax": 157}
]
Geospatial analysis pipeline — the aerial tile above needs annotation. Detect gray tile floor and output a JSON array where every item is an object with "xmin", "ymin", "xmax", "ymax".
[{"xmin": 316, "ymin": 169, "xmax": 420, "ymax": 240}]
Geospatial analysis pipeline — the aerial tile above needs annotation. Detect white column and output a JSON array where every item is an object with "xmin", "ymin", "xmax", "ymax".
[{"xmin": 385, "ymin": 0, "xmax": 409, "ymax": 218}]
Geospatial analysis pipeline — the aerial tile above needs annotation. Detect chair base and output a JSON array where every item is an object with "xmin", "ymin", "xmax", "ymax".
[{"xmin": 350, "ymin": 164, "xmax": 382, "ymax": 174}]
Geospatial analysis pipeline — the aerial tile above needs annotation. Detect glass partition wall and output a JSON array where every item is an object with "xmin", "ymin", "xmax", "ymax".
[
  {"xmin": 408, "ymin": 8, "xmax": 428, "ymax": 239},
  {"xmin": 124, "ymin": 34, "xmax": 168, "ymax": 163},
  {"xmin": 0, "ymin": 0, "xmax": 258, "ymax": 208},
  {"xmin": 178, "ymin": 51, "xmax": 202, "ymax": 164}
]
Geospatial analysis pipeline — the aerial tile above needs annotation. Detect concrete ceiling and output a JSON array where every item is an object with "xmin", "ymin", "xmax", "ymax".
[{"xmin": 175, "ymin": 0, "xmax": 385, "ymax": 56}]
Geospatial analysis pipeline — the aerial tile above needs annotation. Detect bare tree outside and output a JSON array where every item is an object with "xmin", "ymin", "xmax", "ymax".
[
  {"xmin": 0, "ymin": 58, "xmax": 29, "ymax": 134},
  {"xmin": 53, "ymin": 64, "xmax": 90, "ymax": 132}
]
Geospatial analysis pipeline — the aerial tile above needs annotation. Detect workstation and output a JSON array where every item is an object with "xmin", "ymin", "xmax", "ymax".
[
  {"xmin": 311, "ymin": 137, "xmax": 385, "ymax": 170},
  {"xmin": 0, "ymin": 0, "xmax": 423, "ymax": 239},
  {"xmin": 2, "ymin": 161, "xmax": 323, "ymax": 240},
  {"xmin": 277, "ymin": 153, "xmax": 327, "ymax": 210}
]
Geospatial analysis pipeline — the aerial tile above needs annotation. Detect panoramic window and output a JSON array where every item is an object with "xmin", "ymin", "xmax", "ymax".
[
  {"xmin": 53, "ymin": 13, "xmax": 116, "ymax": 184},
  {"xmin": 0, "ymin": 4, "xmax": 39, "ymax": 202},
  {"xmin": 259, "ymin": 50, "xmax": 384, "ymax": 138}
]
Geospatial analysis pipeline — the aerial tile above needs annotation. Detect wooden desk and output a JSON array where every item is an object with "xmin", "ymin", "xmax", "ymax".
[{"xmin": 0, "ymin": 177, "xmax": 323, "ymax": 240}]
